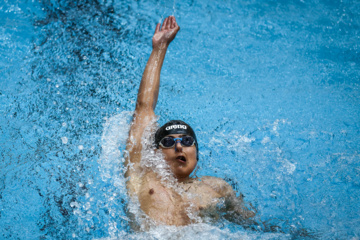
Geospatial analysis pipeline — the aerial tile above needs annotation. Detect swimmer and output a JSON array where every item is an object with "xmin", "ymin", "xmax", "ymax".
[{"xmin": 125, "ymin": 16, "xmax": 255, "ymax": 227}]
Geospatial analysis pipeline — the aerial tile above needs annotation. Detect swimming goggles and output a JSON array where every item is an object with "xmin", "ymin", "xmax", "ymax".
[{"xmin": 159, "ymin": 136, "xmax": 195, "ymax": 148}]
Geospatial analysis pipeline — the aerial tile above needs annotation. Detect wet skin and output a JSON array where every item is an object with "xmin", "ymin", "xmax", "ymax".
[
  {"xmin": 137, "ymin": 168, "xmax": 234, "ymax": 226},
  {"xmin": 158, "ymin": 134, "xmax": 198, "ymax": 181},
  {"xmin": 125, "ymin": 16, "xmax": 255, "ymax": 227},
  {"xmin": 136, "ymin": 133, "xmax": 249, "ymax": 226}
]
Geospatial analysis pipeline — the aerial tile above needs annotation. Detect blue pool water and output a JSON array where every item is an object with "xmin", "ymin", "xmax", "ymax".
[{"xmin": 1, "ymin": 0, "xmax": 359, "ymax": 239}]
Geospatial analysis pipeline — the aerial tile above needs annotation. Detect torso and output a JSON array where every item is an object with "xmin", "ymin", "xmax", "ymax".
[{"xmin": 137, "ymin": 172, "xmax": 229, "ymax": 226}]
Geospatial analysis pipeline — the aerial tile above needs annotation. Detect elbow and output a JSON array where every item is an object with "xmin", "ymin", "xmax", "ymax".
[
  {"xmin": 136, "ymin": 101, "xmax": 154, "ymax": 111},
  {"xmin": 136, "ymin": 96, "xmax": 157, "ymax": 111}
]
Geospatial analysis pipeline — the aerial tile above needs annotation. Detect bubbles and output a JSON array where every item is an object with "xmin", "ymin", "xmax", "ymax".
[
  {"xmin": 69, "ymin": 112, "xmax": 132, "ymax": 236},
  {"xmin": 261, "ymin": 136, "xmax": 271, "ymax": 144},
  {"xmin": 70, "ymin": 201, "xmax": 80, "ymax": 208},
  {"xmin": 140, "ymin": 121, "xmax": 178, "ymax": 188},
  {"xmin": 61, "ymin": 136, "xmax": 68, "ymax": 144},
  {"xmin": 271, "ymin": 119, "xmax": 288, "ymax": 137},
  {"xmin": 1, "ymin": 0, "xmax": 359, "ymax": 238},
  {"xmin": 103, "ymin": 223, "xmax": 291, "ymax": 239}
]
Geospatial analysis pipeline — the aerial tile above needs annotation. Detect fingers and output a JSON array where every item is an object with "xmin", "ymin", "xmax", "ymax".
[
  {"xmin": 154, "ymin": 23, "xmax": 161, "ymax": 34},
  {"xmin": 170, "ymin": 16, "xmax": 179, "ymax": 30},
  {"xmin": 164, "ymin": 16, "xmax": 170, "ymax": 30},
  {"xmin": 173, "ymin": 16, "xmax": 179, "ymax": 29},
  {"xmin": 170, "ymin": 16, "xmax": 176, "ymax": 28},
  {"xmin": 158, "ymin": 16, "xmax": 178, "ymax": 31}
]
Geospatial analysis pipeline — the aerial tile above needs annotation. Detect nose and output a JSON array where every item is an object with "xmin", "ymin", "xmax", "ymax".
[{"xmin": 174, "ymin": 140, "xmax": 183, "ymax": 152}]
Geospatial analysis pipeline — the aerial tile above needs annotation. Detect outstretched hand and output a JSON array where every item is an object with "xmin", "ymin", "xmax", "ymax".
[{"xmin": 152, "ymin": 16, "xmax": 180, "ymax": 50}]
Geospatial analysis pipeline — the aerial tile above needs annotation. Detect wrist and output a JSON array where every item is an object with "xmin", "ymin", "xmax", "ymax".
[{"xmin": 152, "ymin": 42, "xmax": 169, "ymax": 51}]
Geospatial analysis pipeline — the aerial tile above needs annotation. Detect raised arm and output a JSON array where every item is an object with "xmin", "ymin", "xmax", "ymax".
[
  {"xmin": 125, "ymin": 16, "xmax": 180, "ymax": 193},
  {"xmin": 136, "ymin": 16, "xmax": 180, "ymax": 111}
]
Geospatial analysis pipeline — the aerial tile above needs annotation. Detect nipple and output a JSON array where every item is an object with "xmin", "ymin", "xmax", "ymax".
[{"xmin": 149, "ymin": 188, "xmax": 154, "ymax": 195}]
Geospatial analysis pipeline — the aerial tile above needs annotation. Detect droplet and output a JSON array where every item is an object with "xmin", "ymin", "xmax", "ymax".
[
  {"xmin": 61, "ymin": 137, "xmax": 68, "ymax": 144},
  {"xmin": 70, "ymin": 201, "xmax": 79, "ymax": 208}
]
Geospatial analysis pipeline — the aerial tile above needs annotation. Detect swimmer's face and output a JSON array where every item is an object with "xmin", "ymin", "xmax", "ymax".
[{"xmin": 158, "ymin": 134, "xmax": 197, "ymax": 181}]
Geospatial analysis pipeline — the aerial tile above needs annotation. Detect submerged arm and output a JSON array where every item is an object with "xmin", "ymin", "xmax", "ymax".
[
  {"xmin": 223, "ymin": 193, "xmax": 257, "ymax": 225},
  {"xmin": 125, "ymin": 16, "xmax": 180, "ymax": 193},
  {"xmin": 200, "ymin": 177, "xmax": 256, "ymax": 227}
]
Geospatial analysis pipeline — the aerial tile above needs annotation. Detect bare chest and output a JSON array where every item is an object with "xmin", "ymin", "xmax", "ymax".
[{"xmin": 138, "ymin": 177, "xmax": 222, "ymax": 226}]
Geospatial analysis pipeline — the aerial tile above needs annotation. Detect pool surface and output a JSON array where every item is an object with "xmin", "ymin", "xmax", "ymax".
[{"xmin": 1, "ymin": 0, "xmax": 359, "ymax": 239}]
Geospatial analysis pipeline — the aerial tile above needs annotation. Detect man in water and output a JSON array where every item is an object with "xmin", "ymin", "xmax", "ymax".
[{"xmin": 125, "ymin": 16, "xmax": 254, "ymax": 226}]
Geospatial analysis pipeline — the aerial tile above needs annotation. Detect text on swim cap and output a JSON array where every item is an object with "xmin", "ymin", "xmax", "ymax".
[{"xmin": 165, "ymin": 125, "xmax": 187, "ymax": 131}]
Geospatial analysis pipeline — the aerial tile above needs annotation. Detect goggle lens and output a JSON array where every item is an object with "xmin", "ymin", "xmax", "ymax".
[{"xmin": 160, "ymin": 136, "xmax": 195, "ymax": 148}]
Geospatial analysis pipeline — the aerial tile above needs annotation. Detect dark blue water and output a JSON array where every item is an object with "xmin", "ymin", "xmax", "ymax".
[{"xmin": 1, "ymin": 0, "xmax": 359, "ymax": 239}]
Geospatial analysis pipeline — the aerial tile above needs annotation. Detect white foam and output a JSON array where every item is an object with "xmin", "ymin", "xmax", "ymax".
[
  {"xmin": 80, "ymin": 112, "xmax": 290, "ymax": 238},
  {"xmin": 95, "ymin": 222, "xmax": 290, "ymax": 239}
]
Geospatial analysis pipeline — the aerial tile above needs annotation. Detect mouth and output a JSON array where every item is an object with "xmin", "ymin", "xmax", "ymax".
[{"xmin": 176, "ymin": 156, "xmax": 187, "ymax": 163}]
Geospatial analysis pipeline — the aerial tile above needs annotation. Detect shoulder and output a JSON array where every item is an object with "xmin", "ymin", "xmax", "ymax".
[
  {"xmin": 199, "ymin": 176, "xmax": 235, "ymax": 197},
  {"xmin": 200, "ymin": 176, "xmax": 229, "ymax": 186}
]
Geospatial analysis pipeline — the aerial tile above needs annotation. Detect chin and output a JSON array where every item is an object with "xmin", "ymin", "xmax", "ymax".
[{"xmin": 172, "ymin": 168, "xmax": 195, "ymax": 180}]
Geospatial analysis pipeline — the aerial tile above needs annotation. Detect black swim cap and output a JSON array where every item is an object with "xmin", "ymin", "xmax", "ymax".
[{"xmin": 155, "ymin": 120, "xmax": 199, "ymax": 160}]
